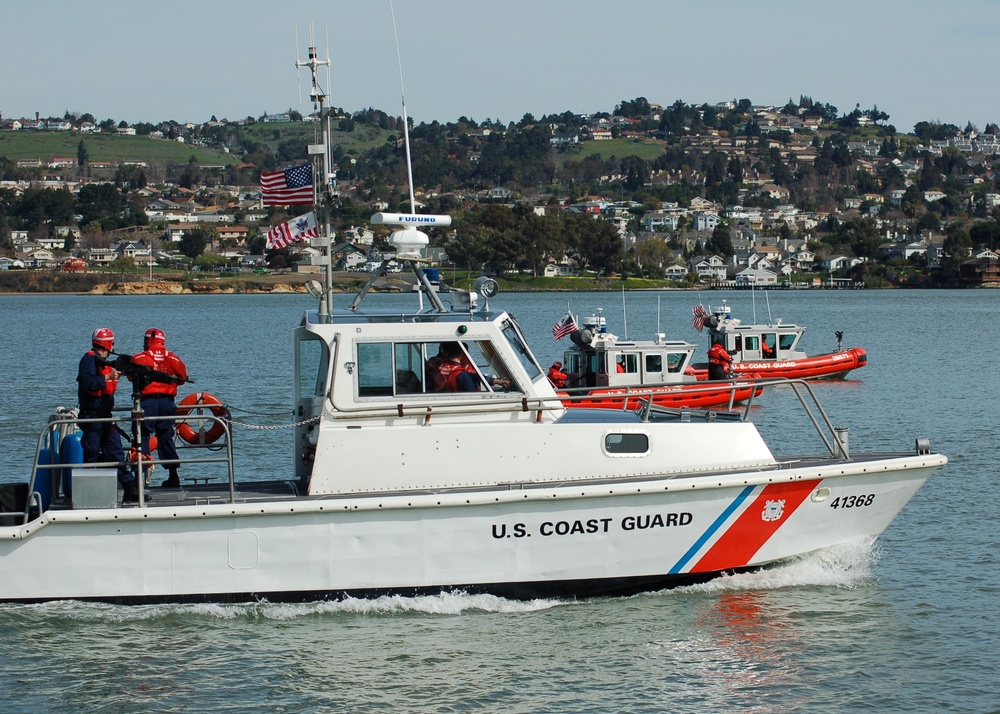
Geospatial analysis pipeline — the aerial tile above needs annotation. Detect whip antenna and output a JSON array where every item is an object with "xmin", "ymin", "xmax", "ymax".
[
  {"xmin": 295, "ymin": 25, "xmax": 302, "ymax": 106},
  {"xmin": 389, "ymin": 0, "xmax": 416, "ymax": 213}
]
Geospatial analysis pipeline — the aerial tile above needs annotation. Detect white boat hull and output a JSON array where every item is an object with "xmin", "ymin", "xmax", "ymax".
[{"xmin": 0, "ymin": 455, "xmax": 941, "ymax": 603}]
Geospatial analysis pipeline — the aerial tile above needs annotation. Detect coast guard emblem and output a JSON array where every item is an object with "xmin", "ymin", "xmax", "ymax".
[{"xmin": 762, "ymin": 499, "xmax": 786, "ymax": 522}]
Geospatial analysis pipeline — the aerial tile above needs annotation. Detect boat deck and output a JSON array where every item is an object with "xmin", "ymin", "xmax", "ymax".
[{"xmin": 34, "ymin": 450, "xmax": 916, "ymax": 514}]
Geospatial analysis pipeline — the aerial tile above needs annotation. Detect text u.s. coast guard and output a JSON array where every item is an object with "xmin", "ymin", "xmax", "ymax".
[{"xmin": 491, "ymin": 511, "xmax": 693, "ymax": 539}]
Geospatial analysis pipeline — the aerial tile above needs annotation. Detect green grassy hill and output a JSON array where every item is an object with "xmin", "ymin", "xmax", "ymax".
[
  {"xmin": 0, "ymin": 132, "xmax": 237, "ymax": 165},
  {"xmin": 557, "ymin": 137, "xmax": 667, "ymax": 165},
  {"xmin": 242, "ymin": 121, "xmax": 394, "ymax": 155},
  {"xmin": 0, "ymin": 122, "xmax": 396, "ymax": 170}
]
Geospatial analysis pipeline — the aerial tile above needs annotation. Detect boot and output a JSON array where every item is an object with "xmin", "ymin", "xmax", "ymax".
[
  {"xmin": 122, "ymin": 480, "xmax": 150, "ymax": 503},
  {"xmin": 161, "ymin": 469, "xmax": 181, "ymax": 489}
]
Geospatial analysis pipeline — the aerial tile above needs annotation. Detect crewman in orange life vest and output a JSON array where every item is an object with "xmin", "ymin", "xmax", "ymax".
[
  {"xmin": 429, "ymin": 342, "xmax": 510, "ymax": 392},
  {"xmin": 707, "ymin": 342, "xmax": 734, "ymax": 380},
  {"xmin": 131, "ymin": 328, "xmax": 188, "ymax": 488},
  {"xmin": 77, "ymin": 327, "xmax": 139, "ymax": 501},
  {"xmin": 547, "ymin": 361, "xmax": 568, "ymax": 388}
]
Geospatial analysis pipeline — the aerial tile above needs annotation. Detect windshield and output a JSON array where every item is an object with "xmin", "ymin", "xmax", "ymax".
[{"xmin": 501, "ymin": 319, "xmax": 542, "ymax": 380}]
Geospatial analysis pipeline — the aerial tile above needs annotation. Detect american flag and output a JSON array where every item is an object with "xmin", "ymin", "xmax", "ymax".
[
  {"xmin": 692, "ymin": 304, "xmax": 708, "ymax": 332},
  {"xmin": 260, "ymin": 164, "xmax": 314, "ymax": 206},
  {"xmin": 551, "ymin": 312, "xmax": 577, "ymax": 340},
  {"xmin": 266, "ymin": 211, "xmax": 319, "ymax": 250}
]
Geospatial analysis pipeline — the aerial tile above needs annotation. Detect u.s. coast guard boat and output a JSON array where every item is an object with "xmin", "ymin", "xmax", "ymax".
[
  {"xmin": 689, "ymin": 301, "xmax": 868, "ymax": 381},
  {"xmin": 0, "ymin": 213, "xmax": 946, "ymax": 604},
  {"xmin": 552, "ymin": 310, "xmax": 762, "ymax": 409}
]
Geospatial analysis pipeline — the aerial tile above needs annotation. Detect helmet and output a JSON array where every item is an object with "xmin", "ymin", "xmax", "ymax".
[
  {"xmin": 551, "ymin": 361, "xmax": 562, "ymax": 370},
  {"xmin": 91, "ymin": 327, "xmax": 115, "ymax": 350},
  {"xmin": 144, "ymin": 328, "xmax": 166, "ymax": 345}
]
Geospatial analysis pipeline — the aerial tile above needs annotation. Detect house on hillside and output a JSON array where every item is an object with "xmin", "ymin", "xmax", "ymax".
[
  {"xmin": 690, "ymin": 255, "xmax": 727, "ymax": 281},
  {"xmin": 735, "ymin": 266, "xmax": 779, "ymax": 285}
]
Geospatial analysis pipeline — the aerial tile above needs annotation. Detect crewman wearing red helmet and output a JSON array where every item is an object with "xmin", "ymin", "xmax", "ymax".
[
  {"xmin": 77, "ymin": 327, "xmax": 142, "ymax": 502},
  {"xmin": 131, "ymin": 328, "xmax": 188, "ymax": 488},
  {"xmin": 547, "ymin": 361, "xmax": 568, "ymax": 388},
  {"xmin": 707, "ymin": 342, "xmax": 734, "ymax": 380}
]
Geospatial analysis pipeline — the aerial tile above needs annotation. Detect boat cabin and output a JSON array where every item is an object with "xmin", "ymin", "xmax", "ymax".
[
  {"xmin": 291, "ymin": 283, "xmax": 561, "ymax": 492},
  {"xmin": 561, "ymin": 313, "xmax": 697, "ymax": 389},
  {"xmin": 705, "ymin": 302, "xmax": 806, "ymax": 363}
]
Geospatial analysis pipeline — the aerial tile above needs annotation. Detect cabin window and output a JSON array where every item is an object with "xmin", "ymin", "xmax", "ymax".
[
  {"xmin": 779, "ymin": 334, "xmax": 796, "ymax": 351},
  {"xmin": 356, "ymin": 339, "xmax": 519, "ymax": 398},
  {"xmin": 666, "ymin": 352, "xmax": 687, "ymax": 373},
  {"xmin": 604, "ymin": 432, "xmax": 649, "ymax": 455},
  {"xmin": 296, "ymin": 336, "xmax": 330, "ymax": 399},
  {"xmin": 394, "ymin": 342, "xmax": 425, "ymax": 394},
  {"xmin": 761, "ymin": 334, "xmax": 777, "ymax": 358},
  {"xmin": 614, "ymin": 353, "xmax": 638, "ymax": 374},
  {"xmin": 564, "ymin": 352, "xmax": 583, "ymax": 374},
  {"xmin": 357, "ymin": 342, "xmax": 395, "ymax": 397},
  {"xmin": 501, "ymin": 321, "xmax": 542, "ymax": 380},
  {"xmin": 743, "ymin": 335, "xmax": 760, "ymax": 352},
  {"xmin": 645, "ymin": 354, "xmax": 663, "ymax": 374},
  {"xmin": 462, "ymin": 340, "xmax": 519, "ymax": 393}
]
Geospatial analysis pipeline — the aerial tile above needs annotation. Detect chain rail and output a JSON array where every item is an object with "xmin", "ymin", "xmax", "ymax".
[
  {"xmin": 225, "ymin": 415, "xmax": 321, "ymax": 431},
  {"xmin": 223, "ymin": 404, "xmax": 295, "ymax": 417}
]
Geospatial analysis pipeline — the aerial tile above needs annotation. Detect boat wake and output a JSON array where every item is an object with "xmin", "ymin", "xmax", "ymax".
[
  {"xmin": 0, "ymin": 540, "xmax": 879, "ymax": 622},
  {"xmin": 677, "ymin": 537, "xmax": 879, "ymax": 594}
]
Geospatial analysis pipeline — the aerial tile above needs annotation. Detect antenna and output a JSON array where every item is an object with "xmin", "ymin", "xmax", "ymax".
[
  {"xmin": 295, "ymin": 22, "xmax": 334, "ymax": 319},
  {"xmin": 389, "ymin": 1, "xmax": 417, "ymax": 213},
  {"xmin": 295, "ymin": 26, "xmax": 302, "ymax": 106},
  {"xmin": 621, "ymin": 285, "xmax": 628, "ymax": 340}
]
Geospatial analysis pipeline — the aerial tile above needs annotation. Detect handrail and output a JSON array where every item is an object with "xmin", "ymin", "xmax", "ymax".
[
  {"xmin": 26, "ymin": 412, "xmax": 236, "ymax": 516},
  {"xmin": 637, "ymin": 377, "xmax": 847, "ymax": 460}
]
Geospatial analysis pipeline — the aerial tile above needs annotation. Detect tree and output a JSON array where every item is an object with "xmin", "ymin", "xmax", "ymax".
[
  {"xmin": 110, "ymin": 256, "xmax": 136, "ymax": 274},
  {"xmin": 614, "ymin": 97, "xmax": 651, "ymax": 119},
  {"xmin": 620, "ymin": 156, "xmax": 649, "ymax": 192},
  {"xmin": 448, "ymin": 226, "xmax": 492, "ymax": 278},
  {"xmin": 179, "ymin": 226, "xmax": 215, "ymax": 259},
  {"xmin": 77, "ymin": 140, "xmax": 88, "ymax": 168},
  {"xmin": 706, "ymin": 222, "xmax": 734, "ymax": 257},
  {"xmin": 842, "ymin": 217, "xmax": 882, "ymax": 258},
  {"xmin": 566, "ymin": 214, "xmax": 622, "ymax": 275}
]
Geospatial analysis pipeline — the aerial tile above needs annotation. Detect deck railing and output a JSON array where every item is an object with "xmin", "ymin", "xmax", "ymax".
[{"xmin": 15, "ymin": 412, "xmax": 235, "ymax": 523}]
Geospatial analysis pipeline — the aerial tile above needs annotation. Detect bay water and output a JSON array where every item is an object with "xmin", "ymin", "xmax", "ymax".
[{"xmin": 0, "ymin": 288, "xmax": 996, "ymax": 713}]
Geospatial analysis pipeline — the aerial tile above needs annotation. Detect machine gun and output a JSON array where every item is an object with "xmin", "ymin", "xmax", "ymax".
[{"xmin": 101, "ymin": 352, "xmax": 193, "ymax": 392}]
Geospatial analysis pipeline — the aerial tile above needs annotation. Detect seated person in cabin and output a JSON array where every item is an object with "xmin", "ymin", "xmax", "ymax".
[
  {"xmin": 762, "ymin": 336, "xmax": 776, "ymax": 358},
  {"xmin": 547, "ymin": 361, "xmax": 568, "ymax": 388},
  {"xmin": 615, "ymin": 355, "xmax": 626, "ymax": 373},
  {"xmin": 429, "ymin": 342, "xmax": 510, "ymax": 392}
]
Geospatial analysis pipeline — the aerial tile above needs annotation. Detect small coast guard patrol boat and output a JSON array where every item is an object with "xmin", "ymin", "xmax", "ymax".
[
  {"xmin": 689, "ymin": 301, "xmax": 868, "ymax": 381},
  {"xmin": 0, "ymin": 214, "xmax": 946, "ymax": 604},
  {"xmin": 553, "ymin": 311, "xmax": 761, "ymax": 409}
]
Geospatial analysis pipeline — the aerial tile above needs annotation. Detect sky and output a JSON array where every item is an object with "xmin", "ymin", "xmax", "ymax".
[{"xmin": 3, "ymin": 0, "xmax": 998, "ymax": 135}]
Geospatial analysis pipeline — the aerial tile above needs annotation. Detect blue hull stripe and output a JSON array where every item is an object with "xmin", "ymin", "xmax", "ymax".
[{"xmin": 669, "ymin": 485, "xmax": 756, "ymax": 574}]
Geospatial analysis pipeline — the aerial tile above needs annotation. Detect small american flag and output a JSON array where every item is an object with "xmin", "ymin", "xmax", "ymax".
[
  {"xmin": 266, "ymin": 211, "xmax": 319, "ymax": 250},
  {"xmin": 260, "ymin": 164, "xmax": 314, "ymax": 206},
  {"xmin": 692, "ymin": 304, "xmax": 708, "ymax": 332},
  {"xmin": 552, "ymin": 312, "xmax": 577, "ymax": 340}
]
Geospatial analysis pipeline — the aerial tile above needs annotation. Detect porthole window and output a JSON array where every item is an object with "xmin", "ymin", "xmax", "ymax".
[{"xmin": 605, "ymin": 432, "xmax": 649, "ymax": 454}]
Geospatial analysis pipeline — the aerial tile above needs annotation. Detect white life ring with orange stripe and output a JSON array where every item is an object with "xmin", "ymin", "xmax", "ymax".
[{"xmin": 176, "ymin": 392, "xmax": 230, "ymax": 445}]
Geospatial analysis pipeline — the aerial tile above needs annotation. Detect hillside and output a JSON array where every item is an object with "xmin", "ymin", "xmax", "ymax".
[{"xmin": 0, "ymin": 132, "xmax": 237, "ymax": 166}]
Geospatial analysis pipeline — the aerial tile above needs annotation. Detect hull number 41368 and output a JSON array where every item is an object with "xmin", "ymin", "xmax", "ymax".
[{"xmin": 830, "ymin": 494, "xmax": 875, "ymax": 509}]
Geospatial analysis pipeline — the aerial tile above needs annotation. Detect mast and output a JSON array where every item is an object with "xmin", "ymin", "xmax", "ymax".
[{"xmin": 295, "ymin": 26, "xmax": 334, "ymax": 320}]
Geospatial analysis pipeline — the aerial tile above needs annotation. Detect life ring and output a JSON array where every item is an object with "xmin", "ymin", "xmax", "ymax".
[{"xmin": 176, "ymin": 392, "xmax": 230, "ymax": 445}]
